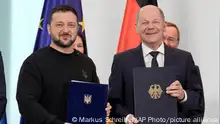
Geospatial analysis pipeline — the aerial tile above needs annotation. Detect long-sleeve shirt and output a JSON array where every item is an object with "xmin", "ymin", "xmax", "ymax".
[{"xmin": 16, "ymin": 46, "xmax": 99, "ymax": 124}]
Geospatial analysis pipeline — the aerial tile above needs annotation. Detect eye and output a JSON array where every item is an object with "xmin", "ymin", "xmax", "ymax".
[
  {"xmin": 56, "ymin": 23, "xmax": 63, "ymax": 28},
  {"xmin": 141, "ymin": 21, "xmax": 148, "ymax": 26},
  {"xmin": 153, "ymin": 20, "xmax": 160, "ymax": 24},
  {"xmin": 152, "ymin": 85, "xmax": 155, "ymax": 89},
  {"xmin": 77, "ymin": 44, "xmax": 83, "ymax": 47},
  {"xmin": 167, "ymin": 37, "xmax": 176, "ymax": 42},
  {"xmin": 68, "ymin": 23, "xmax": 76, "ymax": 28}
]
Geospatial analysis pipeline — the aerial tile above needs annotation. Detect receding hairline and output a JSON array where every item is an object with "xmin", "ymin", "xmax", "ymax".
[
  {"xmin": 136, "ymin": 6, "xmax": 165, "ymax": 24},
  {"xmin": 165, "ymin": 21, "xmax": 180, "ymax": 41}
]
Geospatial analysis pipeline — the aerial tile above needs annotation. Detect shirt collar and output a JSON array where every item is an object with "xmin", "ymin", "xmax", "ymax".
[{"xmin": 142, "ymin": 42, "xmax": 165, "ymax": 57}]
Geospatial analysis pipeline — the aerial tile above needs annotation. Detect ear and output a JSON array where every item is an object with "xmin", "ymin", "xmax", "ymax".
[
  {"xmin": 163, "ymin": 21, "xmax": 166, "ymax": 32},
  {"xmin": 47, "ymin": 24, "xmax": 51, "ymax": 35},
  {"xmin": 135, "ymin": 23, "xmax": 139, "ymax": 34}
]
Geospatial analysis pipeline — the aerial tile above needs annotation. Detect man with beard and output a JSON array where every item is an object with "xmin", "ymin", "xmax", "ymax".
[{"xmin": 16, "ymin": 5, "xmax": 111, "ymax": 124}]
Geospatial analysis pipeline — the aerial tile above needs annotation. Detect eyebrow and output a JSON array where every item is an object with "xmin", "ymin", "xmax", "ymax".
[
  {"xmin": 153, "ymin": 19, "xmax": 161, "ymax": 21},
  {"xmin": 55, "ymin": 21, "xmax": 63, "ymax": 23},
  {"xmin": 167, "ymin": 37, "xmax": 178, "ymax": 41}
]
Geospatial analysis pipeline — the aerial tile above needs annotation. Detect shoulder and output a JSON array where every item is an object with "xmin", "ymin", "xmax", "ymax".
[
  {"xmin": 22, "ymin": 47, "xmax": 50, "ymax": 66},
  {"xmin": 0, "ymin": 51, "xmax": 2, "ymax": 60},
  {"xmin": 74, "ymin": 50, "xmax": 96, "ymax": 67},
  {"xmin": 167, "ymin": 46, "xmax": 193, "ymax": 59},
  {"xmin": 113, "ymin": 48, "xmax": 137, "ymax": 62}
]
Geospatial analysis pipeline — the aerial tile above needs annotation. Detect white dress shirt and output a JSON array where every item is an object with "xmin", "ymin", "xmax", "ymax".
[
  {"xmin": 142, "ymin": 42, "xmax": 164, "ymax": 67},
  {"xmin": 125, "ymin": 42, "xmax": 187, "ymax": 123}
]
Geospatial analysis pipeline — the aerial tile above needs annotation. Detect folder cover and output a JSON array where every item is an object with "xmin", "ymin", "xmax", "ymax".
[
  {"xmin": 133, "ymin": 67, "xmax": 178, "ymax": 124},
  {"xmin": 66, "ymin": 80, "xmax": 108, "ymax": 123}
]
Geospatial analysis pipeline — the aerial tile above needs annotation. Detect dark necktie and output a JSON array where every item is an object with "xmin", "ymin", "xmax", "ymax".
[{"xmin": 149, "ymin": 51, "xmax": 159, "ymax": 67}]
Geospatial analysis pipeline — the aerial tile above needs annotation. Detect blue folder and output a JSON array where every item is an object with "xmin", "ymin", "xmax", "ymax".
[
  {"xmin": 133, "ymin": 67, "xmax": 178, "ymax": 124},
  {"xmin": 66, "ymin": 80, "xmax": 108, "ymax": 123}
]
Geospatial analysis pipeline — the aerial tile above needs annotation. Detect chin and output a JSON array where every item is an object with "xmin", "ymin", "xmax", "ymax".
[
  {"xmin": 61, "ymin": 39, "xmax": 70, "ymax": 43},
  {"xmin": 145, "ymin": 39, "xmax": 158, "ymax": 44}
]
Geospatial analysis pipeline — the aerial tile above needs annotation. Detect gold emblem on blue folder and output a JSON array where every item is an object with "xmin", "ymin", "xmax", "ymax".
[
  {"xmin": 148, "ymin": 84, "xmax": 163, "ymax": 99},
  {"xmin": 84, "ymin": 94, "xmax": 92, "ymax": 104}
]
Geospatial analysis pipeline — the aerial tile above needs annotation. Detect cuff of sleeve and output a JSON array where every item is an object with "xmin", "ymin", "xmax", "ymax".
[{"xmin": 180, "ymin": 90, "xmax": 187, "ymax": 103}]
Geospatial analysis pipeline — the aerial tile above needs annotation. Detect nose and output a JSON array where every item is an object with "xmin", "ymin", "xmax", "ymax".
[
  {"xmin": 148, "ymin": 22, "xmax": 155, "ymax": 29},
  {"xmin": 163, "ymin": 39, "xmax": 170, "ymax": 46},
  {"xmin": 62, "ymin": 25, "xmax": 69, "ymax": 33}
]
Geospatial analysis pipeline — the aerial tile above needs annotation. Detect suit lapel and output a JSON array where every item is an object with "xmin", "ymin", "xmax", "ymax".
[
  {"xmin": 131, "ymin": 44, "xmax": 175, "ymax": 67},
  {"xmin": 131, "ymin": 44, "xmax": 145, "ymax": 67},
  {"xmin": 164, "ymin": 45, "xmax": 175, "ymax": 66}
]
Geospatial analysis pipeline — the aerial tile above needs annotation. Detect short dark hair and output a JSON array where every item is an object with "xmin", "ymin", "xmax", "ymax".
[
  {"xmin": 77, "ymin": 32, "xmax": 88, "ymax": 55},
  {"xmin": 49, "ymin": 5, "xmax": 78, "ymax": 24},
  {"xmin": 165, "ymin": 21, "xmax": 180, "ymax": 41}
]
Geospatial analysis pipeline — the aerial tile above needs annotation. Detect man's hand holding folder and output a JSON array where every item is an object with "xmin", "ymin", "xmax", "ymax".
[{"xmin": 166, "ymin": 80, "xmax": 185, "ymax": 101}]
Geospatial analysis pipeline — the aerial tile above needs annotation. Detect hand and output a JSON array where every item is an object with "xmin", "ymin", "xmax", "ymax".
[
  {"xmin": 166, "ymin": 80, "xmax": 185, "ymax": 100},
  {"xmin": 127, "ymin": 115, "xmax": 139, "ymax": 124},
  {"xmin": 105, "ymin": 102, "xmax": 112, "ymax": 117}
]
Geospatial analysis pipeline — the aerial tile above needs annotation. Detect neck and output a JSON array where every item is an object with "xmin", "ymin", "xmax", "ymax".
[
  {"xmin": 143, "ymin": 41, "xmax": 163, "ymax": 50},
  {"xmin": 50, "ymin": 42, "xmax": 74, "ymax": 54}
]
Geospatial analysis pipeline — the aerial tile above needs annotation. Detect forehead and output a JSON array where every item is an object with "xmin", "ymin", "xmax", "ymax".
[
  {"xmin": 75, "ymin": 36, "xmax": 83, "ymax": 43},
  {"xmin": 51, "ymin": 11, "xmax": 77, "ymax": 23},
  {"xmin": 139, "ymin": 8, "xmax": 162, "ymax": 21},
  {"xmin": 165, "ymin": 27, "xmax": 178, "ymax": 36}
]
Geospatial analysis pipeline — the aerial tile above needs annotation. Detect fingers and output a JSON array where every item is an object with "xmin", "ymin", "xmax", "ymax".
[
  {"xmin": 132, "ymin": 117, "xmax": 139, "ymax": 123},
  {"xmin": 166, "ymin": 89, "xmax": 179, "ymax": 94},
  {"xmin": 170, "ymin": 80, "xmax": 181, "ymax": 86},
  {"xmin": 166, "ymin": 80, "xmax": 185, "ymax": 100},
  {"xmin": 106, "ymin": 109, "xmax": 111, "ymax": 117},
  {"xmin": 107, "ymin": 102, "xmax": 110, "ymax": 107},
  {"xmin": 167, "ymin": 80, "xmax": 182, "ymax": 91},
  {"xmin": 167, "ymin": 91, "xmax": 181, "ymax": 97},
  {"xmin": 106, "ymin": 103, "xmax": 112, "ymax": 117},
  {"xmin": 128, "ymin": 116, "xmax": 139, "ymax": 124},
  {"xmin": 166, "ymin": 85, "xmax": 180, "ymax": 91}
]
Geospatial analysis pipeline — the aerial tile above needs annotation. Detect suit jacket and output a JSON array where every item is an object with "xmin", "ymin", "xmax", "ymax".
[
  {"xmin": 108, "ymin": 44, "xmax": 203, "ymax": 123},
  {"xmin": 0, "ymin": 51, "xmax": 6, "ymax": 119},
  {"xmin": 186, "ymin": 65, "xmax": 205, "ymax": 123}
]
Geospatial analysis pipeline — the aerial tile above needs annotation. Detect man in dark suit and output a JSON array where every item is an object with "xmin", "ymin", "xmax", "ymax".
[
  {"xmin": 0, "ymin": 51, "xmax": 6, "ymax": 119},
  {"xmin": 164, "ymin": 21, "xmax": 205, "ymax": 123},
  {"xmin": 108, "ymin": 5, "xmax": 203, "ymax": 124}
]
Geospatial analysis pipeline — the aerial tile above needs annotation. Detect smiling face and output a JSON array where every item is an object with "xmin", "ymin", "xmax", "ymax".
[
  {"xmin": 47, "ymin": 11, "xmax": 78, "ymax": 48},
  {"xmin": 136, "ymin": 5, "xmax": 166, "ymax": 45}
]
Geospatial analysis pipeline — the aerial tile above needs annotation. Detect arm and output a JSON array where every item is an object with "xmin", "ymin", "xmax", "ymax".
[
  {"xmin": 186, "ymin": 66, "xmax": 205, "ymax": 121},
  {"xmin": 0, "ymin": 52, "xmax": 6, "ymax": 119},
  {"xmin": 108, "ymin": 55, "xmax": 129, "ymax": 120},
  {"xmin": 194, "ymin": 66, "xmax": 205, "ymax": 118},
  {"xmin": 91, "ymin": 61, "xmax": 99, "ymax": 84},
  {"xmin": 16, "ymin": 59, "xmax": 64, "ymax": 124},
  {"xmin": 180, "ymin": 53, "xmax": 203, "ymax": 111}
]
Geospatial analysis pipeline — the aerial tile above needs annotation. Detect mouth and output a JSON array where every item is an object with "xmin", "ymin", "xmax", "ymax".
[
  {"xmin": 60, "ymin": 35, "xmax": 71, "ymax": 40},
  {"xmin": 146, "ymin": 32, "xmax": 158, "ymax": 35}
]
